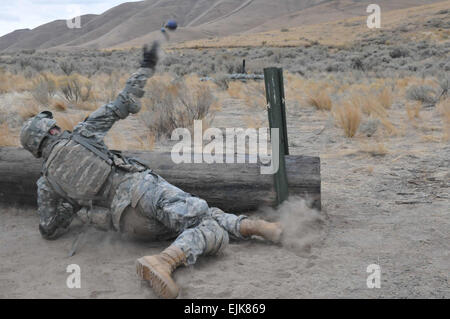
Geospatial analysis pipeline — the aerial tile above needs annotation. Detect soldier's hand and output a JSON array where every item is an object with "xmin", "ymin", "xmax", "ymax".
[{"xmin": 141, "ymin": 41, "xmax": 159, "ymax": 69}]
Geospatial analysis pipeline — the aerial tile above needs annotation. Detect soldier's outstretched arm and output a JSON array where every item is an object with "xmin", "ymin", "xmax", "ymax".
[
  {"xmin": 37, "ymin": 177, "xmax": 75, "ymax": 240},
  {"xmin": 73, "ymin": 42, "xmax": 159, "ymax": 142}
]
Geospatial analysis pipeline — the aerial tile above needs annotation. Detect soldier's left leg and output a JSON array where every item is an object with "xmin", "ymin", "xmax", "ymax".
[
  {"xmin": 136, "ymin": 217, "xmax": 229, "ymax": 299},
  {"xmin": 135, "ymin": 174, "xmax": 231, "ymax": 298},
  {"xmin": 135, "ymin": 173, "xmax": 281, "ymax": 298}
]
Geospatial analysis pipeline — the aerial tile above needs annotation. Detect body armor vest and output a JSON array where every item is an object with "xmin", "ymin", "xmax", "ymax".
[
  {"xmin": 44, "ymin": 138, "xmax": 113, "ymax": 201},
  {"xmin": 43, "ymin": 132, "xmax": 148, "ymax": 204}
]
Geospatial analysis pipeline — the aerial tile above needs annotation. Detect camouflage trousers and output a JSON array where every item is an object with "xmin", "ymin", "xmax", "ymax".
[{"xmin": 136, "ymin": 173, "xmax": 248, "ymax": 265}]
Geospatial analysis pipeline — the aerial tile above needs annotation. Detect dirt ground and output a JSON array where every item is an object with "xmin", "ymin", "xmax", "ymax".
[{"xmin": 0, "ymin": 95, "xmax": 449, "ymax": 299}]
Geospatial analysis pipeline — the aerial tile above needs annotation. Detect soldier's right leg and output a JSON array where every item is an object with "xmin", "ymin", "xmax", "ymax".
[{"xmin": 208, "ymin": 206, "xmax": 283, "ymax": 243}]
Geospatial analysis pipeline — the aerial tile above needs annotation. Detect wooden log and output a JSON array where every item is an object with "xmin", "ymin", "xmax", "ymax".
[{"xmin": 0, "ymin": 147, "xmax": 321, "ymax": 212}]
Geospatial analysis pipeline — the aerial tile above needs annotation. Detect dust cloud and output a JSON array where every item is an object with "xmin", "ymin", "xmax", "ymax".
[{"xmin": 258, "ymin": 197, "xmax": 327, "ymax": 256}]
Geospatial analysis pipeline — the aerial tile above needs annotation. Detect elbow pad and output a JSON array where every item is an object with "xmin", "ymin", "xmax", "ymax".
[
  {"xmin": 112, "ymin": 93, "xmax": 131, "ymax": 119},
  {"xmin": 112, "ymin": 92, "xmax": 142, "ymax": 118}
]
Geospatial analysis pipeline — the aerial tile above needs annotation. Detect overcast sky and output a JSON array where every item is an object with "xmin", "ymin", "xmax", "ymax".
[{"xmin": 0, "ymin": 0, "xmax": 142, "ymax": 37}]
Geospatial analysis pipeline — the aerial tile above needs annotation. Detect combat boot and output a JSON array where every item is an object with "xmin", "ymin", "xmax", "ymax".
[
  {"xmin": 239, "ymin": 219, "xmax": 283, "ymax": 243},
  {"xmin": 136, "ymin": 245, "xmax": 186, "ymax": 299}
]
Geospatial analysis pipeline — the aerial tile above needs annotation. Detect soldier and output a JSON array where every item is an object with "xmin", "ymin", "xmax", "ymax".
[{"xmin": 20, "ymin": 42, "xmax": 283, "ymax": 299}]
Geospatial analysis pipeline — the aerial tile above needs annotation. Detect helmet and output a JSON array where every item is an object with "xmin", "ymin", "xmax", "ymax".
[{"xmin": 20, "ymin": 111, "xmax": 57, "ymax": 158}]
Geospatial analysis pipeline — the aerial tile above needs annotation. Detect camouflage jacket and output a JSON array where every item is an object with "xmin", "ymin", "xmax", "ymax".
[{"xmin": 37, "ymin": 68, "xmax": 154, "ymax": 239}]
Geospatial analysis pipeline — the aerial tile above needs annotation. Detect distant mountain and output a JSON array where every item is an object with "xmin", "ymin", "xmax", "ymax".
[{"xmin": 0, "ymin": 0, "xmax": 444, "ymax": 51}]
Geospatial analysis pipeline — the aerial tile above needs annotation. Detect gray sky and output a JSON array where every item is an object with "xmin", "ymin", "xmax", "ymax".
[{"xmin": 0, "ymin": 0, "xmax": 142, "ymax": 37}]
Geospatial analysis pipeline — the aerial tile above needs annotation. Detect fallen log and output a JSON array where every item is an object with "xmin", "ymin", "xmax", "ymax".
[{"xmin": 0, "ymin": 147, "xmax": 321, "ymax": 212}]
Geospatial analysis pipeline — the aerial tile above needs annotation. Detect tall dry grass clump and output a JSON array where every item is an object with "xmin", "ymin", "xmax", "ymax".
[
  {"xmin": 306, "ymin": 86, "xmax": 333, "ymax": 111},
  {"xmin": 377, "ymin": 87, "xmax": 394, "ymax": 109},
  {"xmin": 334, "ymin": 101, "xmax": 362, "ymax": 137},
  {"xmin": 344, "ymin": 85, "xmax": 397, "ymax": 135}
]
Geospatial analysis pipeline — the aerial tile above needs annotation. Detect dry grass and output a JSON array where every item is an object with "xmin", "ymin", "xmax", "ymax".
[
  {"xmin": 0, "ymin": 69, "xmax": 31, "ymax": 94},
  {"xmin": 0, "ymin": 123, "xmax": 18, "ymax": 146},
  {"xmin": 358, "ymin": 142, "xmax": 388, "ymax": 156},
  {"xmin": 140, "ymin": 75, "xmax": 217, "ymax": 138},
  {"xmin": 228, "ymin": 80, "xmax": 266, "ymax": 110},
  {"xmin": 58, "ymin": 74, "xmax": 93, "ymax": 104},
  {"xmin": 17, "ymin": 100, "xmax": 41, "ymax": 120},
  {"xmin": 378, "ymin": 88, "xmax": 394, "ymax": 109},
  {"xmin": 343, "ymin": 86, "xmax": 399, "ymax": 135},
  {"xmin": 51, "ymin": 99, "xmax": 68, "ymax": 112},
  {"xmin": 107, "ymin": 132, "xmax": 156, "ymax": 151},
  {"xmin": 437, "ymin": 98, "xmax": 450, "ymax": 140},
  {"xmin": 306, "ymin": 85, "xmax": 333, "ymax": 111},
  {"xmin": 334, "ymin": 101, "xmax": 362, "ymax": 138},
  {"xmin": 92, "ymin": 71, "xmax": 128, "ymax": 103},
  {"xmin": 406, "ymin": 102, "xmax": 422, "ymax": 121}
]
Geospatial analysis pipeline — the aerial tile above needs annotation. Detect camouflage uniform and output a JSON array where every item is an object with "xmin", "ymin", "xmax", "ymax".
[{"xmin": 34, "ymin": 67, "xmax": 248, "ymax": 265}]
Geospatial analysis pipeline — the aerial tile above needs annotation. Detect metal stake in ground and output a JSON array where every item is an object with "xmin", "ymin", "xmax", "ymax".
[{"xmin": 264, "ymin": 67, "xmax": 289, "ymax": 206}]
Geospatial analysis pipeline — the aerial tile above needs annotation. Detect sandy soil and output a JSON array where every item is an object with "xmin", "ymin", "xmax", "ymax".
[{"xmin": 0, "ymin": 95, "xmax": 449, "ymax": 299}]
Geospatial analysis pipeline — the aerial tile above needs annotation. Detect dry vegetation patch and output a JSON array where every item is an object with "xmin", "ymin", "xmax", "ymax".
[{"xmin": 140, "ymin": 75, "xmax": 218, "ymax": 138}]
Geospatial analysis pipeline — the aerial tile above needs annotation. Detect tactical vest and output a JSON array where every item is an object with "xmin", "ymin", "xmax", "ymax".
[{"xmin": 43, "ymin": 132, "xmax": 147, "ymax": 205}]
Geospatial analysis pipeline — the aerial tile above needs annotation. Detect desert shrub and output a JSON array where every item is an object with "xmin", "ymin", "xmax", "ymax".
[
  {"xmin": 389, "ymin": 47, "xmax": 410, "ymax": 59},
  {"xmin": 141, "ymin": 77, "xmax": 216, "ymax": 138},
  {"xmin": 21, "ymin": 49, "xmax": 36, "ymax": 55},
  {"xmin": 161, "ymin": 55, "xmax": 181, "ymax": 67},
  {"xmin": 58, "ymin": 74, "xmax": 93, "ymax": 104},
  {"xmin": 0, "ymin": 69, "xmax": 10, "ymax": 94},
  {"xmin": 31, "ymin": 73, "xmax": 57, "ymax": 106},
  {"xmin": 18, "ymin": 56, "xmax": 32, "ymax": 70},
  {"xmin": 406, "ymin": 84, "xmax": 436, "ymax": 105},
  {"xmin": 351, "ymin": 57, "xmax": 364, "ymax": 70},
  {"xmin": 359, "ymin": 118, "xmax": 380, "ymax": 137}
]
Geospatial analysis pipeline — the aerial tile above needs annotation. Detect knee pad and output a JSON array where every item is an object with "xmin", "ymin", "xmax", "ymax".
[{"xmin": 200, "ymin": 219, "xmax": 229, "ymax": 256}]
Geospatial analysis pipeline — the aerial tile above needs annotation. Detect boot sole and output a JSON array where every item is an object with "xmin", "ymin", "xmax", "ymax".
[{"xmin": 136, "ymin": 257, "xmax": 179, "ymax": 299}]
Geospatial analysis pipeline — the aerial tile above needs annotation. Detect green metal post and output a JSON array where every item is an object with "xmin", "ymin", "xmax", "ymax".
[{"xmin": 264, "ymin": 67, "xmax": 289, "ymax": 206}]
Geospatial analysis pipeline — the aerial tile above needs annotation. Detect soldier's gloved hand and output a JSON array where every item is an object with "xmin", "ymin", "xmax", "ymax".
[{"xmin": 141, "ymin": 41, "xmax": 159, "ymax": 69}]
